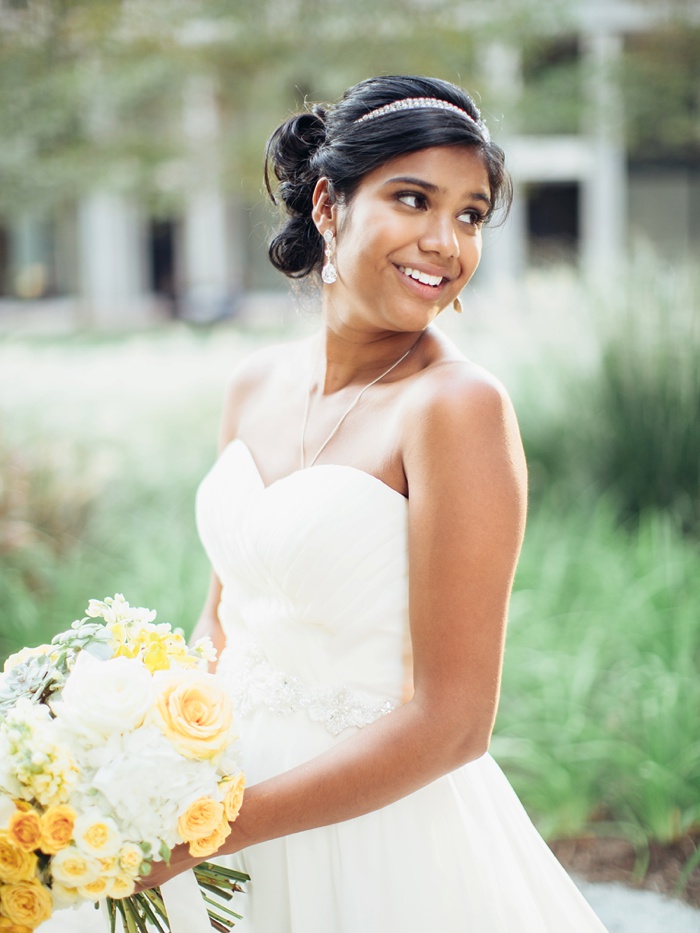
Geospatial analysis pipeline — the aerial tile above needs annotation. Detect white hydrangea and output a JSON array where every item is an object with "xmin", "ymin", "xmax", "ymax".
[{"xmin": 75, "ymin": 725, "xmax": 220, "ymax": 852}]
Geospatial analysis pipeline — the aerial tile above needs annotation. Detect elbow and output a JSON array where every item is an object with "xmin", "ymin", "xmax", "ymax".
[
  {"xmin": 450, "ymin": 724, "xmax": 492, "ymax": 768},
  {"xmin": 411, "ymin": 690, "xmax": 497, "ymax": 770},
  {"xmin": 426, "ymin": 708, "xmax": 494, "ymax": 770}
]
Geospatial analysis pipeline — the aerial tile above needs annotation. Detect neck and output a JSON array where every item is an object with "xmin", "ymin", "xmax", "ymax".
[{"xmin": 316, "ymin": 316, "xmax": 426, "ymax": 395}]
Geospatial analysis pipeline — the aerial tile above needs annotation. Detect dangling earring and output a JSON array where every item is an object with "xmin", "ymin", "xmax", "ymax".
[
  {"xmin": 322, "ymin": 230, "xmax": 338, "ymax": 285},
  {"xmin": 453, "ymin": 296, "xmax": 462, "ymax": 313}
]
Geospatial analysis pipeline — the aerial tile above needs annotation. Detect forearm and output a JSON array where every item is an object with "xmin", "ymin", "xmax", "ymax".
[{"xmin": 222, "ymin": 696, "xmax": 490, "ymax": 855}]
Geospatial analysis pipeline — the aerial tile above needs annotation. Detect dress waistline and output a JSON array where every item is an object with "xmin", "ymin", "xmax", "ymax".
[{"xmin": 217, "ymin": 641, "xmax": 397, "ymax": 737}]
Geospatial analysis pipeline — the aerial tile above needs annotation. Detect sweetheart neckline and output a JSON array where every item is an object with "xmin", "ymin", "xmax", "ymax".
[{"xmin": 226, "ymin": 438, "xmax": 409, "ymax": 504}]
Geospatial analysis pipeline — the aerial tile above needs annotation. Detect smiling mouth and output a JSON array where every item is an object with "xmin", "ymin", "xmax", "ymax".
[{"xmin": 397, "ymin": 265, "xmax": 446, "ymax": 288}]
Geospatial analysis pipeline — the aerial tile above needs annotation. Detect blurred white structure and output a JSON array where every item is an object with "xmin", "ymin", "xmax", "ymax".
[{"xmin": 0, "ymin": 0, "xmax": 696, "ymax": 329}]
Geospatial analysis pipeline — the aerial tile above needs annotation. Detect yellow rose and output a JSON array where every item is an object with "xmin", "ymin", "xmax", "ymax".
[
  {"xmin": 151, "ymin": 671, "xmax": 234, "ymax": 760},
  {"xmin": 77, "ymin": 876, "xmax": 113, "ymax": 901},
  {"xmin": 39, "ymin": 806, "xmax": 76, "ymax": 855},
  {"xmin": 0, "ymin": 833, "xmax": 37, "ymax": 884},
  {"xmin": 220, "ymin": 772, "xmax": 246, "ymax": 822},
  {"xmin": 0, "ymin": 879, "xmax": 52, "ymax": 928},
  {"xmin": 187, "ymin": 814, "xmax": 231, "ymax": 858},
  {"xmin": 7, "ymin": 811, "xmax": 41, "ymax": 853},
  {"xmin": 117, "ymin": 843, "xmax": 146, "ymax": 879},
  {"xmin": 0, "ymin": 915, "xmax": 34, "ymax": 933},
  {"xmin": 177, "ymin": 797, "xmax": 223, "ymax": 843},
  {"xmin": 109, "ymin": 874, "xmax": 136, "ymax": 899},
  {"xmin": 50, "ymin": 846, "xmax": 101, "ymax": 887}
]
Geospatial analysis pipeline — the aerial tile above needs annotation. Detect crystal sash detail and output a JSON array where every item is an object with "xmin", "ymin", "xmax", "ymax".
[{"xmin": 217, "ymin": 642, "xmax": 396, "ymax": 737}]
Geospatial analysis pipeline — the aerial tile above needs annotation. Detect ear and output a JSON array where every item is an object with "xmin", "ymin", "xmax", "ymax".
[{"xmin": 311, "ymin": 177, "xmax": 335, "ymax": 234}]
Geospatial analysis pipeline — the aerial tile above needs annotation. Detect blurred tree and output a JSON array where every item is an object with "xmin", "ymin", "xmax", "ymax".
[
  {"xmin": 0, "ymin": 0, "xmax": 489, "ymax": 218},
  {"xmin": 622, "ymin": 24, "xmax": 700, "ymax": 164},
  {"xmin": 0, "ymin": 0, "xmax": 696, "ymax": 219}
]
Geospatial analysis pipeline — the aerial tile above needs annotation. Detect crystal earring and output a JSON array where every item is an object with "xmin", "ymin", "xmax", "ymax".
[
  {"xmin": 453, "ymin": 296, "xmax": 462, "ymax": 313},
  {"xmin": 322, "ymin": 230, "xmax": 337, "ymax": 285}
]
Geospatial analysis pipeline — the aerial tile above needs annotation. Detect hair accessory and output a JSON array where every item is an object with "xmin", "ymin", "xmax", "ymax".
[
  {"xmin": 355, "ymin": 97, "xmax": 481, "ymax": 129},
  {"xmin": 321, "ymin": 229, "xmax": 338, "ymax": 284},
  {"xmin": 453, "ymin": 296, "xmax": 462, "ymax": 314}
]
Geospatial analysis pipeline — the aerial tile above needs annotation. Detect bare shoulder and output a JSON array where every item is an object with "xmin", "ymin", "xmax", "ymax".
[
  {"xmin": 403, "ymin": 351, "xmax": 521, "ymax": 449},
  {"xmin": 218, "ymin": 337, "xmax": 311, "ymax": 449},
  {"xmin": 400, "ymin": 348, "xmax": 527, "ymax": 504}
]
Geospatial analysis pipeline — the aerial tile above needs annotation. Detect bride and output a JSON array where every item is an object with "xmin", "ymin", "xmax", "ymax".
[{"xmin": 46, "ymin": 75, "xmax": 609, "ymax": 931}]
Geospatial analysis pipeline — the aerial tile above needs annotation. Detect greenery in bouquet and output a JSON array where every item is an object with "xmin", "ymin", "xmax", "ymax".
[{"xmin": 0, "ymin": 595, "xmax": 248, "ymax": 932}]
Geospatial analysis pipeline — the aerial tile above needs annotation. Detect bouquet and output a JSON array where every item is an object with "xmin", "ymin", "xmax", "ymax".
[{"xmin": 0, "ymin": 595, "xmax": 249, "ymax": 932}]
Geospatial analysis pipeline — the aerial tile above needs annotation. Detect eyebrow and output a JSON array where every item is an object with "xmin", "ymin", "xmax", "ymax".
[{"xmin": 384, "ymin": 175, "xmax": 493, "ymax": 211}]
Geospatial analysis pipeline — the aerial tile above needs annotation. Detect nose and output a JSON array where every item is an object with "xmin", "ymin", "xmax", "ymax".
[{"xmin": 419, "ymin": 213, "xmax": 460, "ymax": 259}]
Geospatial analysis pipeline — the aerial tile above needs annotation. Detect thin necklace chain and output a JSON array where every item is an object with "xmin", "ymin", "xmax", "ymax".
[{"xmin": 300, "ymin": 332, "xmax": 424, "ymax": 470}]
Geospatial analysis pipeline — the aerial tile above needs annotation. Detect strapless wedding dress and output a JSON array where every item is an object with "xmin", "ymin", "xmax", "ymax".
[
  {"xmin": 40, "ymin": 438, "xmax": 607, "ymax": 932},
  {"xmin": 195, "ymin": 439, "xmax": 607, "ymax": 932}
]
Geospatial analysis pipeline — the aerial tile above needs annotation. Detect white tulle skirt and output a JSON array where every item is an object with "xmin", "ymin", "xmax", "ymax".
[{"xmin": 215, "ymin": 705, "xmax": 609, "ymax": 933}]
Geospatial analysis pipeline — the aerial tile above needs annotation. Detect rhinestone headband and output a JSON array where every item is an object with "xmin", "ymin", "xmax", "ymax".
[{"xmin": 354, "ymin": 97, "xmax": 480, "ymax": 127}]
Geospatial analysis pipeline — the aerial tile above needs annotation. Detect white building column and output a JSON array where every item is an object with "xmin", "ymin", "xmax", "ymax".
[
  {"xmin": 480, "ymin": 186, "xmax": 528, "ymax": 285},
  {"xmin": 580, "ymin": 30, "xmax": 627, "ymax": 281},
  {"xmin": 77, "ymin": 192, "xmax": 150, "ymax": 327},
  {"xmin": 478, "ymin": 41, "xmax": 525, "ymax": 285},
  {"xmin": 180, "ymin": 77, "xmax": 235, "ymax": 322}
]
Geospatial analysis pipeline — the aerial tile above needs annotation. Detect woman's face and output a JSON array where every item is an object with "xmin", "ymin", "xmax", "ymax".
[{"xmin": 323, "ymin": 145, "xmax": 491, "ymax": 334}]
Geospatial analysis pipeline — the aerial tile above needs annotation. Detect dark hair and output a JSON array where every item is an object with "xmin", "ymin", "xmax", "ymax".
[{"xmin": 265, "ymin": 75, "xmax": 512, "ymax": 280}]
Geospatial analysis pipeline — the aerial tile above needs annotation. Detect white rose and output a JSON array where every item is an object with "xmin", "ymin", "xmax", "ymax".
[
  {"xmin": 52, "ymin": 653, "xmax": 154, "ymax": 741},
  {"xmin": 51, "ymin": 846, "xmax": 102, "ymax": 886},
  {"xmin": 73, "ymin": 810, "xmax": 122, "ymax": 858}
]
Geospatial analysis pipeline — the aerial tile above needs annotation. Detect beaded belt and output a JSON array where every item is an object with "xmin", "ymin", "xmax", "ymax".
[{"xmin": 217, "ymin": 641, "xmax": 396, "ymax": 737}]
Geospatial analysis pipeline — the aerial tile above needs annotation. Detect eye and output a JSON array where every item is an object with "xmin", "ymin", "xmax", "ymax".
[
  {"xmin": 397, "ymin": 191, "xmax": 428, "ymax": 210},
  {"xmin": 458, "ymin": 208, "xmax": 485, "ymax": 227}
]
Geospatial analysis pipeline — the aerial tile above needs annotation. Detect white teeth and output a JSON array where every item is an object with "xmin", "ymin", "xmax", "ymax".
[{"xmin": 399, "ymin": 266, "xmax": 443, "ymax": 287}]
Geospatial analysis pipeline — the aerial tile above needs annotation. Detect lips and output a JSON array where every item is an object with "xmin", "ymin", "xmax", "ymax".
[{"xmin": 397, "ymin": 265, "xmax": 447, "ymax": 288}]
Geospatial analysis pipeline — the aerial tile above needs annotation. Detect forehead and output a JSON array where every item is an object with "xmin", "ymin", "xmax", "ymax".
[{"xmin": 359, "ymin": 145, "xmax": 491, "ymax": 198}]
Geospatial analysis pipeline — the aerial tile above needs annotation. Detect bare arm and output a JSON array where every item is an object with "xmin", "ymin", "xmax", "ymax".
[{"xmin": 146, "ymin": 365, "xmax": 527, "ymax": 885}]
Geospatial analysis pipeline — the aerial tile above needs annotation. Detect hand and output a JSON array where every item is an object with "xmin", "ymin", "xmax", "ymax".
[{"xmin": 135, "ymin": 843, "xmax": 199, "ymax": 893}]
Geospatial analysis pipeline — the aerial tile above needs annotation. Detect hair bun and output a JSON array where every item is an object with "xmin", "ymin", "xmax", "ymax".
[{"xmin": 265, "ymin": 109, "xmax": 328, "ymax": 277}]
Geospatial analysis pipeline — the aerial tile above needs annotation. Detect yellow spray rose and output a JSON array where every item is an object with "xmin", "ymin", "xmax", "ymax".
[
  {"xmin": 117, "ymin": 843, "xmax": 146, "ymax": 879},
  {"xmin": 39, "ymin": 805, "xmax": 76, "ymax": 855},
  {"xmin": 0, "ymin": 879, "xmax": 52, "ymax": 928},
  {"xmin": 109, "ymin": 874, "xmax": 136, "ymax": 899},
  {"xmin": 7, "ymin": 811, "xmax": 41, "ymax": 853},
  {"xmin": 177, "ymin": 797, "xmax": 223, "ymax": 843},
  {"xmin": 77, "ymin": 876, "xmax": 113, "ymax": 901},
  {"xmin": 50, "ymin": 846, "xmax": 101, "ymax": 887},
  {"xmin": 220, "ymin": 772, "xmax": 246, "ymax": 822},
  {"xmin": 73, "ymin": 812, "xmax": 121, "ymax": 858},
  {"xmin": 0, "ymin": 834, "xmax": 37, "ymax": 884},
  {"xmin": 187, "ymin": 814, "xmax": 231, "ymax": 859},
  {"xmin": 151, "ymin": 670, "xmax": 234, "ymax": 760}
]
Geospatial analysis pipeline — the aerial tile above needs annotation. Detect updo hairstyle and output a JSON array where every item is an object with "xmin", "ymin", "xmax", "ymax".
[{"xmin": 265, "ymin": 75, "xmax": 512, "ymax": 280}]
